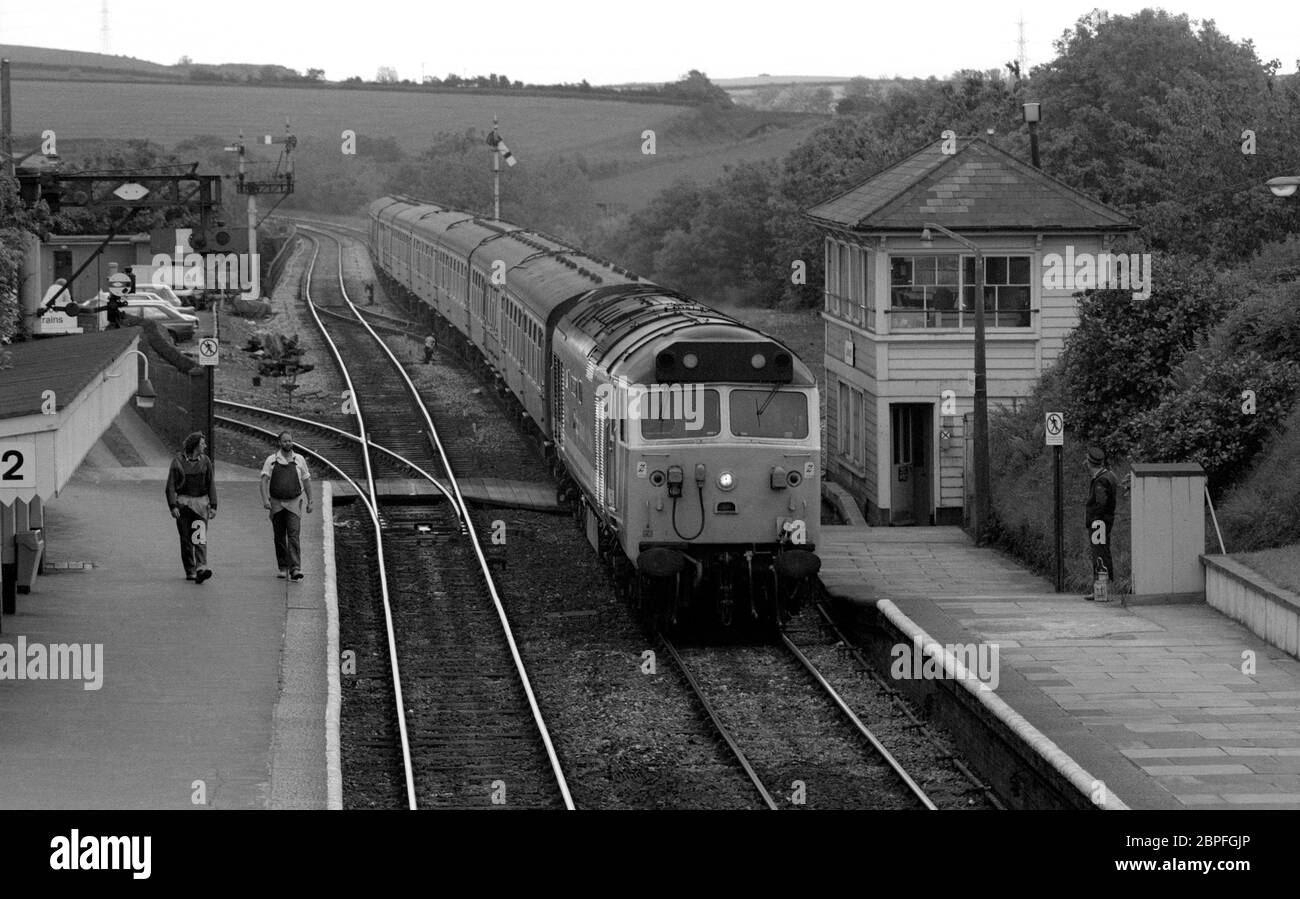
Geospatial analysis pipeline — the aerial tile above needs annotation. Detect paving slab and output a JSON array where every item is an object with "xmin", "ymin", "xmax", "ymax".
[
  {"xmin": 821, "ymin": 524, "xmax": 1300, "ymax": 810},
  {"xmin": 0, "ymin": 447, "xmax": 326, "ymax": 809}
]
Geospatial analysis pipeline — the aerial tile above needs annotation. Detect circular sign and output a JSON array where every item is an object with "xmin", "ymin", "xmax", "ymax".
[
  {"xmin": 198, "ymin": 338, "xmax": 220, "ymax": 367},
  {"xmin": 107, "ymin": 273, "xmax": 132, "ymax": 298},
  {"xmin": 1045, "ymin": 411, "xmax": 1064, "ymax": 446}
]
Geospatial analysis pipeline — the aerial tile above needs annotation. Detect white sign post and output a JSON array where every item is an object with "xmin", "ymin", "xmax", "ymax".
[
  {"xmin": 1046, "ymin": 411, "xmax": 1065, "ymax": 591},
  {"xmin": 198, "ymin": 337, "xmax": 220, "ymax": 367},
  {"xmin": 1045, "ymin": 412, "xmax": 1064, "ymax": 446}
]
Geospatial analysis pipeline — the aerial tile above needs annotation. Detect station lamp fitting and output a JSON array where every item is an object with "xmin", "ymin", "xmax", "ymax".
[
  {"xmin": 1267, "ymin": 176, "xmax": 1300, "ymax": 198},
  {"xmin": 1022, "ymin": 102, "xmax": 1041, "ymax": 123},
  {"xmin": 103, "ymin": 348, "xmax": 157, "ymax": 409}
]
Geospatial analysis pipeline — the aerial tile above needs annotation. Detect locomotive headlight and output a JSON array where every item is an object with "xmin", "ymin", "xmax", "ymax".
[
  {"xmin": 683, "ymin": 352, "xmax": 699, "ymax": 370},
  {"xmin": 751, "ymin": 353, "xmax": 767, "ymax": 370},
  {"xmin": 717, "ymin": 470, "xmax": 736, "ymax": 492}
]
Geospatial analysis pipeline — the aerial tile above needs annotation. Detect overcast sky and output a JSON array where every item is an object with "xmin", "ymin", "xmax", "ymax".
[{"xmin": 1, "ymin": 0, "xmax": 1296, "ymax": 84}]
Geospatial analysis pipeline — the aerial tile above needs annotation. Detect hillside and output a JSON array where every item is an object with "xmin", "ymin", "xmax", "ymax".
[
  {"xmin": 7, "ymin": 80, "xmax": 690, "ymax": 157},
  {"xmin": 589, "ymin": 118, "xmax": 824, "ymax": 212},
  {"xmin": 0, "ymin": 43, "xmax": 171, "ymax": 79}
]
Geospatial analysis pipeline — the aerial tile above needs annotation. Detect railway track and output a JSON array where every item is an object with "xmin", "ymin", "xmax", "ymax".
[
  {"xmin": 287, "ymin": 225, "xmax": 572, "ymax": 809},
  {"xmin": 660, "ymin": 630, "xmax": 938, "ymax": 810},
  {"xmin": 289, "ymin": 215, "xmax": 1004, "ymax": 811}
]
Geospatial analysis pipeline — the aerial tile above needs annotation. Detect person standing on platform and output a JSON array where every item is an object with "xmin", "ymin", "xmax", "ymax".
[
  {"xmin": 260, "ymin": 431, "xmax": 313, "ymax": 581},
  {"xmin": 166, "ymin": 432, "xmax": 216, "ymax": 584},
  {"xmin": 423, "ymin": 333, "xmax": 437, "ymax": 364},
  {"xmin": 1083, "ymin": 445, "xmax": 1118, "ymax": 601},
  {"xmin": 365, "ymin": 281, "xmax": 375, "ymax": 305}
]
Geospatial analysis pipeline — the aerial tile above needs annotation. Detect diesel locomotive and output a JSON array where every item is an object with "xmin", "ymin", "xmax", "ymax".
[{"xmin": 368, "ymin": 195, "xmax": 821, "ymax": 628}]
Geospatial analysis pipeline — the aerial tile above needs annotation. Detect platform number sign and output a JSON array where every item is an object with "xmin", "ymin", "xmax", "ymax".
[
  {"xmin": 198, "ymin": 337, "xmax": 219, "ymax": 367},
  {"xmin": 0, "ymin": 440, "xmax": 36, "ymax": 498},
  {"xmin": 1045, "ymin": 412, "xmax": 1064, "ymax": 446}
]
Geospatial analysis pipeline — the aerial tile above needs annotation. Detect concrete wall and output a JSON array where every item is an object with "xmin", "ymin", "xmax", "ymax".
[
  {"xmin": 1204, "ymin": 557, "xmax": 1300, "ymax": 660},
  {"xmin": 134, "ymin": 322, "xmax": 209, "ymax": 455}
]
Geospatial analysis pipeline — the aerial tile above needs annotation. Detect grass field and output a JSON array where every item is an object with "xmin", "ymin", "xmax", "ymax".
[
  {"xmin": 589, "ymin": 119, "xmax": 824, "ymax": 209},
  {"xmin": 9, "ymin": 80, "xmax": 690, "ymax": 157},
  {"xmin": 1232, "ymin": 545, "xmax": 1300, "ymax": 594}
]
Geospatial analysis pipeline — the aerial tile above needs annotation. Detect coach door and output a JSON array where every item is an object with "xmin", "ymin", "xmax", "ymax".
[{"xmin": 889, "ymin": 403, "xmax": 933, "ymax": 525}]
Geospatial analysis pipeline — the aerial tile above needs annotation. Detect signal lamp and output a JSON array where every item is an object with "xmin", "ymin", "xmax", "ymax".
[
  {"xmin": 751, "ymin": 353, "xmax": 766, "ymax": 370},
  {"xmin": 717, "ymin": 471, "xmax": 736, "ymax": 491},
  {"xmin": 683, "ymin": 352, "xmax": 698, "ymax": 370}
]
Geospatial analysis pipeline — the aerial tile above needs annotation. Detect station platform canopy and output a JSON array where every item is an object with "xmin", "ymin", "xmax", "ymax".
[{"xmin": 0, "ymin": 329, "xmax": 143, "ymax": 506}]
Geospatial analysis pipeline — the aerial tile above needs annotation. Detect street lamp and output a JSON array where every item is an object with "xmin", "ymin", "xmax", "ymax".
[
  {"xmin": 103, "ymin": 348, "xmax": 156, "ymax": 409},
  {"xmin": 1267, "ymin": 176, "xmax": 1300, "ymax": 198},
  {"xmin": 1023, "ymin": 102, "xmax": 1041, "ymax": 169},
  {"xmin": 923, "ymin": 221, "xmax": 990, "ymax": 542}
]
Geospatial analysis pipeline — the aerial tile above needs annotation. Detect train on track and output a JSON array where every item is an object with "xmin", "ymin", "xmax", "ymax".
[{"xmin": 368, "ymin": 196, "xmax": 821, "ymax": 629}]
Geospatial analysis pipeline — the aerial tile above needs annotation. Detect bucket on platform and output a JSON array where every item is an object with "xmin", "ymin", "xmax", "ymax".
[{"xmin": 1093, "ymin": 567, "xmax": 1110, "ymax": 603}]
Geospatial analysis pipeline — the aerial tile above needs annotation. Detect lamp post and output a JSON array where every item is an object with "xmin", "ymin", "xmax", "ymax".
[
  {"xmin": 922, "ymin": 221, "xmax": 990, "ymax": 542},
  {"xmin": 1023, "ymin": 102, "xmax": 1041, "ymax": 169},
  {"xmin": 103, "ymin": 348, "xmax": 157, "ymax": 409}
]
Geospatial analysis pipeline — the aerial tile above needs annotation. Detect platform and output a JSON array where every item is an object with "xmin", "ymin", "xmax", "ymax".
[
  {"xmin": 0, "ymin": 410, "xmax": 327, "ymax": 809},
  {"xmin": 821, "ymin": 525, "xmax": 1300, "ymax": 810}
]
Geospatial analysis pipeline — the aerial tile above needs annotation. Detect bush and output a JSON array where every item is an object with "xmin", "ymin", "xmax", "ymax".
[
  {"xmin": 1129, "ymin": 350, "xmax": 1300, "ymax": 493},
  {"xmin": 1058, "ymin": 251, "xmax": 1222, "ymax": 453},
  {"xmin": 983, "ymin": 366, "xmax": 1134, "ymax": 593},
  {"xmin": 1216, "ymin": 406, "xmax": 1300, "ymax": 551}
]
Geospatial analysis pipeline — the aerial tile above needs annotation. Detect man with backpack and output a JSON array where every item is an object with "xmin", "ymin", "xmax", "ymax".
[{"xmin": 259, "ymin": 431, "xmax": 313, "ymax": 581}]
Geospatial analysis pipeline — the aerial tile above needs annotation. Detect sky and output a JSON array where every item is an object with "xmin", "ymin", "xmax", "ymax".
[{"xmin": 0, "ymin": 0, "xmax": 1297, "ymax": 84}]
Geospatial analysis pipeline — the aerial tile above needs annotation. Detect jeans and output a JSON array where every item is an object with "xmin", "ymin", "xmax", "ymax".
[
  {"xmin": 271, "ymin": 508, "xmax": 302, "ymax": 572},
  {"xmin": 176, "ymin": 505, "xmax": 208, "ymax": 574}
]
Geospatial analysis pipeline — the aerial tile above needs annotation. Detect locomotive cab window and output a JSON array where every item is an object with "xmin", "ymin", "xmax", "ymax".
[
  {"xmin": 729, "ymin": 390, "xmax": 809, "ymax": 439},
  {"xmin": 640, "ymin": 389, "xmax": 721, "ymax": 440}
]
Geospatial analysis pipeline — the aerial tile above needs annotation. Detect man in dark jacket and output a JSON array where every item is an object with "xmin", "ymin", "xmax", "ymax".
[
  {"xmin": 166, "ymin": 432, "xmax": 217, "ymax": 583},
  {"xmin": 1084, "ymin": 445, "xmax": 1118, "ymax": 600}
]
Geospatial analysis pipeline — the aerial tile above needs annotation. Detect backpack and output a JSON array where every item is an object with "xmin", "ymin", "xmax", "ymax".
[{"xmin": 269, "ymin": 457, "xmax": 302, "ymax": 500}]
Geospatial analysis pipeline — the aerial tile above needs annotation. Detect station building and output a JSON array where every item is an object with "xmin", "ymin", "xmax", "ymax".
[
  {"xmin": 805, "ymin": 136, "xmax": 1134, "ymax": 526},
  {"xmin": 0, "ymin": 330, "xmax": 147, "ymax": 623}
]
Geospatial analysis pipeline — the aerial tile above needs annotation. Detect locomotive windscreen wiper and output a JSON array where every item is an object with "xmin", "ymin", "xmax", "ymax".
[{"xmin": 755, "ymin": 381, "xmax": 783, "ymax": 419}]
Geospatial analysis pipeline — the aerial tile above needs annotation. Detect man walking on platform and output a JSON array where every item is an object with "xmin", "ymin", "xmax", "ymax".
[
  {"xmin": 423, "ymin": 333, "xmax": 437, "ymax": 364},
  {"xmin": 260, "ymin": 431, "xmax": 313, "ymax": 581},
  {"xmin": 1084, "ymin": 445, "xmax": 1118, "ymax": 601},
  {"xmin": 166, "ymin": 432, "xmax": 217, "ymax": 584}
]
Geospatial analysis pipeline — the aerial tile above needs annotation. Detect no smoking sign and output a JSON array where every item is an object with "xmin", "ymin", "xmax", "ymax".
[{"xmin": 198, "ymin": 337, "xmax": 220, "ymax": 367}]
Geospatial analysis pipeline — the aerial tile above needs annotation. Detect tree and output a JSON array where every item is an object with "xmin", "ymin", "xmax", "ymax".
[
  {"xmin": 176, "ymin": 55, "xmax": 192, "ymax": 66},
  {"xmin": 375, "ymin": 66, "xmax": 398, "ymax": 84},
  {"xmin": 306, "ymin": 68, "xmax": 325, "ymax": 81},
  {"xmin": 0, "ymin": 173, "xmax": 52, "ymax": 343},
  {"xmin": 662, "ymin": 70, "xmax": 733, "ymax": 106}
]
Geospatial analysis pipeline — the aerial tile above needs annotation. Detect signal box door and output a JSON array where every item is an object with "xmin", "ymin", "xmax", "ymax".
[{"xmin": 890, "ymin": 403, "xmax": 933, "ymax": 525}]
